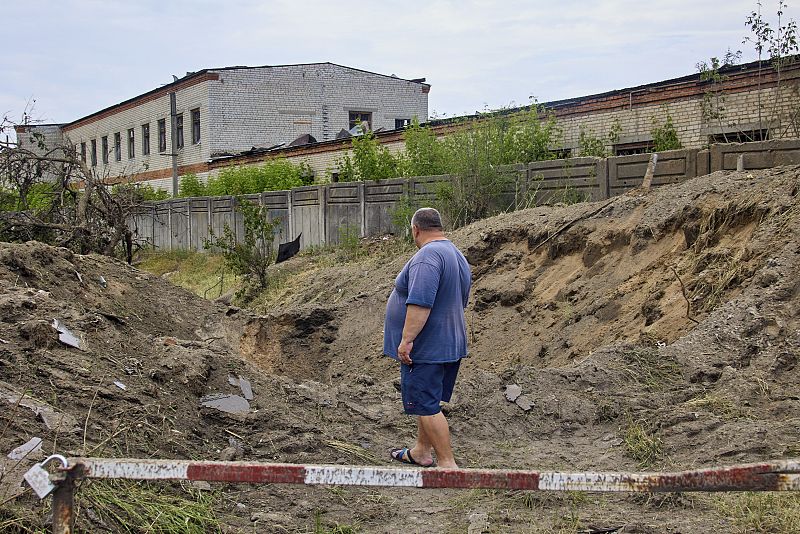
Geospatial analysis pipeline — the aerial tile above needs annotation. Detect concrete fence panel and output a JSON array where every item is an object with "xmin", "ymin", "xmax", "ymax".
[
  {"xmin": 710, "ymin": 139, "xmax": 800, "ymax": 171},
  {"xmin": 608, "ymin": 149, "xmax": 698, "ymax": 196},
  {"xmin": 528, "ymin": 157, "xmax": 606, "ymax": 203},
  {"xmin": 326, "ymin": 183, "xmax": 361, "ymax": 244},
  {"xmin": 134, "ymin": 140, "xmax": 799, "ymax": 254},
  {"xmin": 291, "ymin": 186, "xmax": 322, "ymax": 249},
  {"xmin": 365, "ymin": 178, "xmax": 405, "ymax": 236}
]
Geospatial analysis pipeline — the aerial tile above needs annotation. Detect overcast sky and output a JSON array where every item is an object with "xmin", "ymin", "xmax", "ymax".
[{"xmin": 2, "ymin": 0, "xmax": 789, "ymax": 133}]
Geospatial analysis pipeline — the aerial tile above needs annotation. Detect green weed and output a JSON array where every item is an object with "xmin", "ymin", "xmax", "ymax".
[{"xmin": 623, "ymin": 417, "xmax": 663, "ymax": 468}]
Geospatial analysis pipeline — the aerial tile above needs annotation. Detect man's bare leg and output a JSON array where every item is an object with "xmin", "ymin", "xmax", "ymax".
[
  {"xmin": 409, "ymin": 418, "xmax": 434, "ymax": 465},
  {"xmin": 417, "ymin": 412, "xmax": 457, "ymax": 468}
]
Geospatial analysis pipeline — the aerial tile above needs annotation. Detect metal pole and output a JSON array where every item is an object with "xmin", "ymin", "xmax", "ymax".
[
  {"xmin": 170, "ymin": 92, "xmax": 179, "ymax": 197},
  {"xmin": 52, "ymin": 471, "xmax": 77, "ymax": 534}
]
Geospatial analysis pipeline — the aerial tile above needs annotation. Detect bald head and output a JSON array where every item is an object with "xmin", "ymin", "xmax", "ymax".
[{"xmin": 411, "ymin": 207, "xmax": 443, "ymax": 231}]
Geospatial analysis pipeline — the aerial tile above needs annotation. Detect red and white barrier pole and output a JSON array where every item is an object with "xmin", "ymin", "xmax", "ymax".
[
  {"xmin": 42, "ymin": 458, "xmax": 799, "ymax": 533},
  {"xmin": 70, "ymin": 457, "xmax": 800, "ymax": 492}
]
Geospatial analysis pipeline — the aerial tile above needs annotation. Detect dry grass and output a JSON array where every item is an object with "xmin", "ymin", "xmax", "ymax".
[
  {"xmin": 81, "ymin": 480, "xmax": 219, "ymax": 533},
  {"xmin": 714, "ymin": 493, "xmax": 800, "ymax": 533},
  {"xmin": 623, "ymin": 417, "xmax": 663, "ymax": 468},
  {"xmin": 619, "ymin": 347, "xmax": 681, "ymax": 391},
  {"xmin": 683, "ymin": 392, "xmax": 749, "ymax": 420},
  {"xmin": 137, "ymin": 251, "xmax": 241, "ymax": 299}
]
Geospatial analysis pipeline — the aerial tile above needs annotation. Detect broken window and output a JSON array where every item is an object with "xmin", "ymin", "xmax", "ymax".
[
  {"xmin": 191, "ymin": 108, "xmax": 201, "ymax": 144},
  {"xmin": 158, "ymin": 119, "xmax": 167, "ymax": 152},
  {"xmin": 176, "ymin": 113, "xmax": 184, "ymax": 149},
  {"xmin": 395, "ymin": 118, "xmax": 411, "ymax": 129},
  {"xmin": 614, "ymin": 141, "xmax": 654, "ymax": 156},
  {"xmin": 127, "ymin": 128, "xmax": 135, "ymax": 159},
  {"xmin": 142, "ymin": 123, "xmax": 150, "ymax": 156},
  {"xmin": 709, "ymin": 128, "xmax": 768, "ymax": 144},
  {"xmin": 114, "ymin": 132, "xmax": 121, "ymax": 162},
  {"xmin": 349, "ymin": 111, "xmax": 372, "ymax": 132}
]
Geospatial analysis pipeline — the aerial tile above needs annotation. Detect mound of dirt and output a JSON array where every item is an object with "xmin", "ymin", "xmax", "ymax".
[{"xmin": 1, "ymin": 165, "xmax": 799, "ymax": 532}]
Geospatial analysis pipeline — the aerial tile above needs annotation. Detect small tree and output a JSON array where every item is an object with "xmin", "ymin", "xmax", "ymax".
[
  {"xmin": 651, "ymin": 112, "xmax": 683, "ymax": 151},
  {"xmin": 204, "ymin": 197, "xmax": 280, "ymax": 293}
]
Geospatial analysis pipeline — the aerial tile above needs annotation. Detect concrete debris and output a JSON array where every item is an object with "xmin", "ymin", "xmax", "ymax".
[
  {"xmin": 98, "ymin": 275, "xmax": 107, "ymax": 288},
  {"xmin": 0, "ymin": 381, "xmax": 80, "ymax": 433},
  {"xmin": 200, "ymin": 393, "xmax": 249, "ymax": 414},
  {"xmin": 189, "ymin": 480, "xmax": 212, "ymax": 491},
  {"xmin": 504, "ymin": 384, "xmax": 522, "ymax": 402},
  {"xmin": 228, "ymin": 375, "xmax": 254, "ymax": 400},
  {"xmin": 7, "ymin": 437, "xmax": 43, "ymax": 460},
  {"xmin": 515, "ymin": 395, "xmax": 534, "ymax": 411},
  {"xmin": 51, "ymin": 319, "xmax": 82, "ymax": 349},
  {"xmin": 468, "ymin": 511, "xmax": 490, "ymax": 534}
]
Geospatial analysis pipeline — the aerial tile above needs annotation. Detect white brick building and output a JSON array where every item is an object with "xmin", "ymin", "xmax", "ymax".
[{"xmin": 15, "ymin": 63, "xmax": 429, "ymax": 192}]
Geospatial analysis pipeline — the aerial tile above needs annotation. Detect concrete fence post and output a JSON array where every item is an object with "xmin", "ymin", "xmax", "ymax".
[
  {"xmin": 206, "ymin": 198, "xmax": 212, "ymax": 247},
  {"xmin": 187, "ymin": 200, "xmax": 192, "ymax": 251},
  {"xmin": 151, "ymin": 205, "xmax": 156, "ymax": 250},
  {"xmin": 287, "ymin": 190, "xmax": 294, "ymax": 239},
  {"xmin": 167, "ymin": 202, "xmax": 173, "ymax": 252},
  {"xmin": 319, "ymin": 185, "xmax": 327, "ymax": 246},
  {"xmin": 597, "ymin": 158, "xmax": 610, "ymax": 200},
  {"xmin": 358, "ymin": 182, "xmax": 366, "ymax": 238}
]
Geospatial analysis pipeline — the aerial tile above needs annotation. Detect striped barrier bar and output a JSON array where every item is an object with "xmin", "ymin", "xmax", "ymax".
[{"xmin": 69, "ymin": 458, "xmax": 800, "ymax": 492}]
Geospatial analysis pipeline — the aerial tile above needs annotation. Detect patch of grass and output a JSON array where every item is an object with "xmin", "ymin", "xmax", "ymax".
[
  {"xmin": 619, "ymin": 347, "xmax": 681, "ymax": 391},
  {"xmin": 81, "ymin": 480, "xmax": 219, "ymax": 533},
  {"xmin": 683, "ymin": 392, "xmax": 749, "ymax": 419},
  {"xmin": 623, "ymin": 417, "xmax": 663, "ymax": 468},
  {"xmin": 313, "ymin": 510, "xmax": 359, "ymax": 534},
  {"xmin": 324, "ymin": 439, "xmax": 379, "ymax": 464},
  {"xmin": 137, "ymin": 251, "xmax": 241, "ymax": 299},
  {"xmin": 714, "ymin": 493, "xmax": 800, "ymax": 533}
]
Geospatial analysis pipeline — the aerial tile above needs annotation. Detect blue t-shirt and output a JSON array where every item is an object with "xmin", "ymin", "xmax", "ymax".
[{"xmin": 383, "ymin": 239, "xmax": 472, "ymax": 363}]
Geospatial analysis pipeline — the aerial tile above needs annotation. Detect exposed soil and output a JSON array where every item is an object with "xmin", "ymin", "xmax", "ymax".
[{"xmin": 1, "ymin": 166, "xmax": 799, "ymax": 533}]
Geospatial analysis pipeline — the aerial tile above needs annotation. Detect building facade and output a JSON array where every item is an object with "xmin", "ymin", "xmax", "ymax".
[
  {"xmin": 15, "ymin": 63, "xmax": 430, "ymax": 191},
  {"xmin": 16, "ymin": 58, "xmax": 800, "ymax": 193}
]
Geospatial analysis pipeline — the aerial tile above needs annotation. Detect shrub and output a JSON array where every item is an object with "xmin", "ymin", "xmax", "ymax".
[
  {"xmin": 204, "ymin": 197, "xmax": 280, "ymax": 294},
  {"xmin": 179, "ymin": 173, "xmax": 208, "ymax": 197},
  {"xmin": 651, "ymin": 113, "xmax": 683, "ymax": 152}
]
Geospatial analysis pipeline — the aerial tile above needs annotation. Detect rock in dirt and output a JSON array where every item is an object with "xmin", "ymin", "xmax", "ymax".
[
  {"xmin": 0, "ymin": 381, "xmax": 80, "ymax": 433},
  {"xmin": 468, "ymin": 511, "xmax": 490, "ymax": 533},
  {"xmin": 251, "ymin": 511, "xmax": 292, "ymax": 525},
  {"xmin": 200, "ymin": 394, "xmax": 250, "ymax": 414},
  {"xmin": 504, "ymin": 384, "xmax": 522, "ymax": 402},
  {"xmin": 515, "ymin": 395, "xmax": 534, "ymax": 411}
]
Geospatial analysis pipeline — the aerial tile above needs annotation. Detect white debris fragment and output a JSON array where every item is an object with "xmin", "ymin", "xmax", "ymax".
[
  {"xmin": 7, "ymin": 437, "xmax": 43, "ymax": 460},
  {"xmin": 113, "ymin": 381, "xmax": 127, "ymax": 390}
]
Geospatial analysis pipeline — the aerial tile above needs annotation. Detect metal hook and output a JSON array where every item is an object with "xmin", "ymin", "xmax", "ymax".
[{"xmin": 41, "ymin": 454, "xmax": 69, "ymax": 470}]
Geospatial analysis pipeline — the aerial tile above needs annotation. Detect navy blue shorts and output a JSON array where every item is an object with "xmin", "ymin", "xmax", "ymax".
[{"xmin": 400, "ymin": 360, "xmax": 461, "ymax": 416}]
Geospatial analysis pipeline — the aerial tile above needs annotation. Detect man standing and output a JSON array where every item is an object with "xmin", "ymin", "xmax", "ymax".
[{"xmin": 384, "ymin": 207, "xmax": 471, "ymax": 469}]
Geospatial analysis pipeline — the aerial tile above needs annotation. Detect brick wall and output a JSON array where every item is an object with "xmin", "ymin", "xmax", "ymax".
[
  {"xmin": 207, "ymin": 63, "xmax": 429, "ymax": 156},
  {"xmin": 61, "ymin": 80, "xmax": 212, "ymax": 192}
]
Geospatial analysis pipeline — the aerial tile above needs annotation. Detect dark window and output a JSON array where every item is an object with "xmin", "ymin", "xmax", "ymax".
[
  {"xmin": 614, "ymin": 141, "xmax": 654, "ymax": 156},
  {"xmin": 348, "ymin": 111, "xmax": 372, "ymax": 131},
  {"xmin": 551, "ymin": 148, "xmax": 572, "ymax": 159},
  {"xmin": 709, "ymin": 128, "xmax": 768, "ymax": 144},
  {"xmin": 80, "ymin": 142, "xmax": 86, "ymax": 162},
  {"xmin": 176, "ymin": 114, "xmax": 184, "ymax": 149},
  {"xmin": 102, "ymin": 136, "xmax": 108, "ymax": 164},
  {"xmin": 127, "ymin": 128, "xmax": 135, "ymax": 159},
  {"xmin": 395, "ymin": 118, "xmax": 411, "ymax": 129},
  {"xmin": 191, "ymin": 109, "xmax": 201, "ymax": 144},
  {"xmin": 90, "ymin": 139, "xmax": 97, "ymax": 166},
  {"xmin": 142, "ymin": 123, "xmax": 150, "ymax": 155},
  {"xmin": 114, "ymin": 132, "xmax": 121, "ymax": 162},
  {"xmin": 158, "ymin": 119, "xmax": 167, "ymax": 152}
]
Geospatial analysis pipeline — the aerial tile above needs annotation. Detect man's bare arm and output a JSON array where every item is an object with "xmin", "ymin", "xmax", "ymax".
[{"xmin": 397, "ymin": 304, "xmax": 432, "ymax": 364}]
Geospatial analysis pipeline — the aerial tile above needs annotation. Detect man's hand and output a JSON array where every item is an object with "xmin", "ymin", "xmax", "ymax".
[
  {"xmin": 399, "ymin": 304, "xmax": 431, "ymax": 366},
  {"xmin": 398, "ymin": 339, "xmax": 414, "ymax": 365}
]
